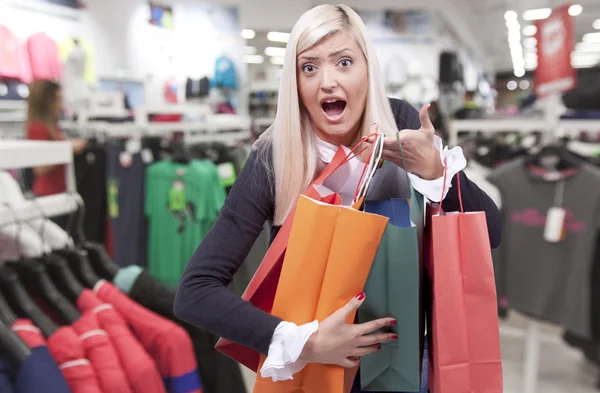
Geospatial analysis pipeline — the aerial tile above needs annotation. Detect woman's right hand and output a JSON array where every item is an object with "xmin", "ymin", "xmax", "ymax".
[{"xmin": 298, "ymin": 293, "xmax": 397, "ymax": 368}]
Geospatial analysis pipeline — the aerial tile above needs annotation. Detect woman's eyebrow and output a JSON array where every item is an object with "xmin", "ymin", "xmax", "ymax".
[{"xmin": 298, "ymin": 48, "xmax": 353, "ymax": 62}]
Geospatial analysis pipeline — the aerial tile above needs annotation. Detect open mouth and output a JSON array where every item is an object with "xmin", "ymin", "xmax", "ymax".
[{"xmin": 321, "ymin": 100, "xmax": 347, "ymax": 119}]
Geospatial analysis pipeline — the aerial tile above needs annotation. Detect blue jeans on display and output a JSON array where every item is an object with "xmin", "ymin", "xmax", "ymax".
[{"xmin": 350, "ymin": 336, "xmax": 429, "ymax": 393}]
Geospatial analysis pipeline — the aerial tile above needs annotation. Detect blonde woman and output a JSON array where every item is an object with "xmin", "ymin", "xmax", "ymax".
[{"xmin": 175, "ymin": 5, "xmax": 500, "ymax": 392}]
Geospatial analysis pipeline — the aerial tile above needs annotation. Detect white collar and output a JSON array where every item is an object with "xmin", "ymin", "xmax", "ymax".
[{"xmin": 315, "ymin": 134, "xmax": 352, "ymax": 163}]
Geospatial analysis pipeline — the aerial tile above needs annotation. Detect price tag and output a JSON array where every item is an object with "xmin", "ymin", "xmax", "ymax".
[
  {"xmin": 544, "ymin": 177, "xmax": 566, "ymax": 243},
  {"xmin": 218, "ymin": 162, "xmax": 237, "ymax": 186},
  {"xmin": 544, "ymin": 207, "xmax": 566, "ymax": 243},
  {"xmin": 141, "ymin": 148, "xmax": 154, "ymax": 164},
  {"xmin": 107, "ymin": 180, "xmax": 119, "ymax": 218},
  {"xmin": 119, "ymin": 151, "xmax": 132, "ymax": 168},
  {"xmin": 126, "ymin": 138, "xmax": 142, "ymax": 154},
  {"xmin": 169, "ymin": 180, "xmax": 186, "ymax": 212}
]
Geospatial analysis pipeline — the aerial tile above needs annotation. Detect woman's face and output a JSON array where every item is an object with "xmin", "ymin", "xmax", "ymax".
[{"xmin": 297, "ymin": 30, "xmax": 368, "ymax": 146}]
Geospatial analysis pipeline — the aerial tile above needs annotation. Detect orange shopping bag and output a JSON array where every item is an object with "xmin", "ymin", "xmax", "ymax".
[
  {"xmin": 215, "ymin": 134, "xmax": 379, "ymax": 372},
  {"xmin": 252, "ymin": 134, "xmax": 389, "ymax": 393},
  {"xmin": 425, "ymin": 169, "xmax": 503, "ymax": 393}
]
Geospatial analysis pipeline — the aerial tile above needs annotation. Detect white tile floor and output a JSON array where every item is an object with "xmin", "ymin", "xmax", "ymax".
[{"xmin": 239, "ymin": 312, "xmax": 599, "ymax": 392}]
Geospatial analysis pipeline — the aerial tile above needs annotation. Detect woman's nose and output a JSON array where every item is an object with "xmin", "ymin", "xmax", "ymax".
[{"xmin": 320, "ymin": 69, "xmax": 338, "ymax": 92}]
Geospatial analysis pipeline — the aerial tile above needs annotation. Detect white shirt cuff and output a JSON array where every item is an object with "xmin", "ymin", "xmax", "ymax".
[
  {"xmin": 407, "ymin": 135, "xmax": 467, "ymax": 202},
  {"xmin": 259, "ymin": 320, "xmax": 319, "ymax": 382}
]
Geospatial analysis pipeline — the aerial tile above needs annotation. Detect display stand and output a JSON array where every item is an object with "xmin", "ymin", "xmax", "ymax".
[{"xmin": 0, "ymin": 140, "xmax": 78, "ymax": 226}]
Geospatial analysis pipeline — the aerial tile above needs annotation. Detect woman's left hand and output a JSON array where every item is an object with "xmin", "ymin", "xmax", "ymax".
[{"xmin": 368, "ymin": 104, "xmax": 444, "ymax": 180}]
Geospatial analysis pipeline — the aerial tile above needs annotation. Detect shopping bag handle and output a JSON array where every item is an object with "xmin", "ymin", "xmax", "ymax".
[
  {"xmin": 438, "ymin": 158, "xmax": 464, "ymax": 215},
  {"xmin": 353, "ymin": 132, "xmax": 385, "ymax": 203},
  {"xmin": 315, "ymin": 131, "xmax": 380, "ymax": 184}
]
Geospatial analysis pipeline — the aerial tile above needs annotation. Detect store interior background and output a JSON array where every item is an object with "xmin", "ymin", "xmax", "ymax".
[{"xmin": 1, "ymin": 0, "xmax": 600, "ymax": 393}]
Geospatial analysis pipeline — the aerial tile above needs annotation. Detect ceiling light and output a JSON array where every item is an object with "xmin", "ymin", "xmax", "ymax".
[
  {"xmin": 270, "ymin": 56, "xmax": 285, "ymax": 65},
  {"xmin": 523, "ymin": 8, "xmax": 552, "ymax": 21},
  {"xmin": 583, "ymin": 32, "xmax": 600, "ymax": 42},
  {"xmin": 568, "ymin": 5, "xmax": 583, "ymax": 16},
  {"xmin": 244, "ymin": 55, "xmax": 264, "ymax": 64},
  {"xmin": 245, "ymin": 46, "xmax": 257, "ymax": 55},
  {"xmin": 520, "ymin": 80, "xmax": 530, "ymax": 89},
  {"xmin": 507, "ymin": 80, "xmax": 518, "ymax": 90},
  {"xmin": 241, "ymin": 29, "xmax": 255, "ymax": 40},
  {"xmin": 264, "ymin": 47, "xmax": 286, "ymax": 57},
  {"xmin": 523, "ymin": 37, "xmax": 537, "ymax": 47},
  {"xmin": 523, "ymin": 25, "xmax": 537, "ymax": 36},
  {"xmin": 576, "ymin": 42, "xmax": 600, "ymax": 51},
  {"xmin": 523, "ymin": 46, "xmax": 538, "ymax": 54},
  {"xmin": 267, "ymin": 31, "xmax": 291, "ymax": 43},
  {"xmin": 504, "ymin": 10, "xmax": 518, "ymax": 20},
  {"xmin": 525, "ymin": 64, "xmax": 537, "ymax": 71},
  {"xmin": 514, "ymin": 69, "xmax": 526, "ymax": 77},
  {"xmin": 506, "ymin": 19, "xmax": 521, "ymax": 30},
  {"xmin": 594, "ymin": 19, "xmax": 600, "ymax": 30},
  {"xmin": 571, "ymin": 58, "xmax": 599, "ymax": 68}
]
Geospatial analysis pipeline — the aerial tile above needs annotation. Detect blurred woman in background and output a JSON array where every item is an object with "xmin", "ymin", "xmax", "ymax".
[{"xmin": 26, "ymin": 80, "xmax": 87, "ymax": 228}]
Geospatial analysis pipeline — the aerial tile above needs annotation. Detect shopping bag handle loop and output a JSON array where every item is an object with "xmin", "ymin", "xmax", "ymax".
[
  {"xmin": 438, "ymin": 158, "xmax": 464, "ymax": 214},
  {"xmin": 354, "ymin": 132, "xmax": 385, "ymax": 203},
  {"xmin": 316, "ymin": 132, "xmax": 379, "ymax": 182}
]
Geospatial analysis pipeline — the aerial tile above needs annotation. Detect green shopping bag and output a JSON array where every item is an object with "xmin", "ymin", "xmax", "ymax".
[
  {"xmin": 359, "ymin": 198, "xmax": 421, "ymax": 392},
  {"xmin": 358, "ymin": 135, "xmax": 425, "ymax": 392}
]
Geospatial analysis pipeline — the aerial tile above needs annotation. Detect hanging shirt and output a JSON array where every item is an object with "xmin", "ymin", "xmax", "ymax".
[
  {"xmin": 212, "ymin": 56, "xmax": 237, "ymax": 90},
  {"xmin": 47, "ymin": 327, "xmax": 103, "ymax": 393},
  {"xmin": 27, "ymin": 33, "xmax": 62, "ymax": 81},
  {"xmin": 58, "ymin": 38, "xmax": 97, "ymax": 85},
  {"xmin": 10, "ymin": 321, "xmax": 79, "ymax": 393},
  {"xmin": 11, "ymin": 319, "xmax": 46, "ymax": 348},
  {"xmin": 0, "ymin": 354, "xmax": 15, "ymax": 393},
  {"xmin": 72, "ymin": 313, "xmax": 132, "ymax": 393},
  {"xmin": 0, "ymin": 25, "xmax": 27, "ymax": 82},
  {"xmin": 14, "ymin": 347, "xmax": 72, "ymax": 393},
  {"xmin": 93, "ymin": 280, "xmax": 202, "ymax": 393},
  {"xmin": 145, "ymin": 160, "xmax": 225, "ymax": 288},
  {"xmin": 488, "ymin": 159, "xmax": 600, "ymax": 338},
  {"xmin": 105, "ymin": 140, "xmax": 152, "ymax": 268},
  {"xmin": 76, "ymin": 289, "xmax": 166, "ymax": 393}
]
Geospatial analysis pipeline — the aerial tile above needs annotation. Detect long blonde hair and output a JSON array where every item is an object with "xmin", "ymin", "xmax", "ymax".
[{"xmin": 256, "ymin": 4, "xmax": 398, "ymax": 225}]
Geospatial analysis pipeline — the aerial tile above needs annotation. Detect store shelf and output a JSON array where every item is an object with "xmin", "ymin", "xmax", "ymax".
[
  {"xmin": 0, "ymin": 100, "xmax": 27, "ymax": 111},
  {"xmin": 254, "ymin": 117, "xmax": 275, "ymax": 128},
  {"xmin": 185, "ymin": 130, "xmax": 252, "ymax": 145},
  {"xmin": 0, "ymin": 193, "xmax": 78, "ymax": 227},
  {"xmin": 0, "ymin": 140, "xmax": 73, "ymax": 169}
]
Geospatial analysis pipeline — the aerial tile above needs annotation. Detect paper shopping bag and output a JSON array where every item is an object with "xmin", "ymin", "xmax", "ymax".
[
  {"xmin": 215, "ymin": 134, "xmax": 381, "ymax": 371},
  {"xmin": 426, "ymin": 174, "xmax": 503, "ymax": 393},
  {"xmin": 359, "ymin": 198, "xmax": 421, "ymax": 392},
  {"xmin": 252, "ymin": 194, "xmax": 389, "ymax": 393}
]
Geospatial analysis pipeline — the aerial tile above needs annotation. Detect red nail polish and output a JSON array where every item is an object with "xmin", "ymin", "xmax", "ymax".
[
  {"xmin": 392, "ymin": 335, "xmax": 398, "ymax": 340},
  {"xmin": 390, "ymin": 319, "xmax": 397, "ymax": 325},
  {"xmin": 377, "ymin": 344, "xmax": 382, "ymax": 350},
  {"xmin": 356, "ymin": 292, "xmax": 365, "ymax": 301}
]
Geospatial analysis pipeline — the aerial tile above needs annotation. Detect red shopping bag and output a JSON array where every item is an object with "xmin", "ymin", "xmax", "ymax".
[
  {"xmin": 215, "ymin": 137, "xmax": 376, "ymax": 371},
  {"xmin": 425, "ymin": 170, "xmax": 503, "ymax": 393}
]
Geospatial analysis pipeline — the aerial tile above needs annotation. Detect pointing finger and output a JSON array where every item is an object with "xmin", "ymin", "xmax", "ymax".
[{"xmin": 418, "ymin": 104, "xmax": 434, "ymax": 133}]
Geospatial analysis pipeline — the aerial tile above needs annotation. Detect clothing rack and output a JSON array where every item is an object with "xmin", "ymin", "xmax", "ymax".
[
  {"xmin": 0, "ymin": 140, "xmax": 78, "ymax": 227},
  {"xmin": 448, "ymin": 118, "xmax": 600, "ymax": 147}
]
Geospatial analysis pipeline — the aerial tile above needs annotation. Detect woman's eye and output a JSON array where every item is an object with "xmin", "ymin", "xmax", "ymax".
[
  {"xmin": 339, "ymin": 59, "xmax": 352, "ymax": 67},
  {"xmin": 302, "ymin": 64, "xmax": 316, "ymax": 73}
]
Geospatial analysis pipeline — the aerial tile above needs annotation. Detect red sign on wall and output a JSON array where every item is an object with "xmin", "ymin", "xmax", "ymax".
[{"xmin": 534, "ymin": 4, "xmax": 577, "ymax": 97}]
